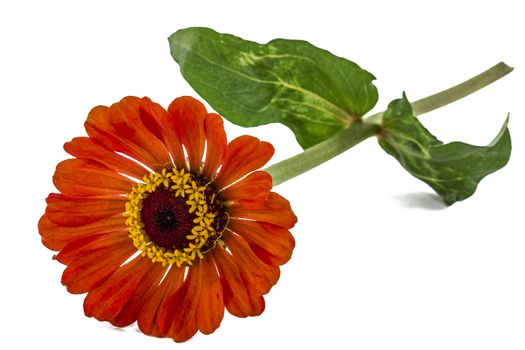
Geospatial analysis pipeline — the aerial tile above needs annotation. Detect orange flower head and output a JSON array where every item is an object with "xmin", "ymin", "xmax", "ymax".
[{"xmin": 39, "ymin": 96, "xmax": 297, "ymax": 342}]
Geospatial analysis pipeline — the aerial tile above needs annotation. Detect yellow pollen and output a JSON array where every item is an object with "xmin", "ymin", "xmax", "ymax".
[{"xmin": 124, "ymin": 168, "xmax": 225, "ymax": 267}]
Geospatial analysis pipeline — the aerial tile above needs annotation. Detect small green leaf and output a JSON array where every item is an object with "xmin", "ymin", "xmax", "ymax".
[
  {"xmin": 169, "ymin": 27, "xmax": 378, "ymax": 149},
  {"xmin": 378, "ymin": 94, "xmax": 511, "ymax": 205}
]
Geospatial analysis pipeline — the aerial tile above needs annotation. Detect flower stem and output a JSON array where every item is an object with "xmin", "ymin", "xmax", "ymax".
[
  {"xmin": 366, "ymin": 62, "xmax": 513, "ymax": 124},
  {"xmin": 265, "ymin": 122, "xmax": 380, "ymax": 186},
  {"xmin": 266, "ymin": 62, "xmax": 513, "ymax": 186}
]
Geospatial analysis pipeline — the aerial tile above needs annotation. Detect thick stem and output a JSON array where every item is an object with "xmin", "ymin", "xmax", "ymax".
[
  {"xmin": 266, "ymin": 62, "xmax": 513, "ymax": 186},
  {"xmin": 265, "ymin": 122, "xmax": 380, "ymax": 186},
  {"xmin": 366, "ymin": 62, "xmax": 513, "ymax": 124}
]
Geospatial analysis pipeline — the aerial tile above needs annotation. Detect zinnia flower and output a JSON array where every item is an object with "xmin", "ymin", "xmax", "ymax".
[{"xmin": 38, "ymin": 96, "xmax": 297, "ymax": 342}]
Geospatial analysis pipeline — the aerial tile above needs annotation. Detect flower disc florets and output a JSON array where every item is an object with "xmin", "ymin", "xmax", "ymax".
[{"xmin": 125, "ymin": 168, "xmax": 228, "ymax": 267}]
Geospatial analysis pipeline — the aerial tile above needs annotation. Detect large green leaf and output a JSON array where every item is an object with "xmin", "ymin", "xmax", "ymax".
[
  {"xmin": 379, "ymin": 94, "xmax": 511, "ymax": 205},
  {"xmin": 169, "ymin": 27, "xmax": 378, "ymax": 149}
]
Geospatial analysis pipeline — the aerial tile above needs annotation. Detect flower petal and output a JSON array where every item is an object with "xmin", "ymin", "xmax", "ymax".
[
  {"xmin": 228, "ymin": 220, "xmax": 295, "ymax": 266},
  {"xmin": 214, "ymin": 136, "xmax": 274, "ymax": 189},
  {"xmin": 160, "ymin": 260, "xmax": 202, "ymax": 342},
  {"xmin": 167, "ymin": 96, "xmax": 207, "ymax": 172},
  {"xmin": 195, "ymin": 256, "xmax": 224, "ymax": 334},
  {"xmin": 55, "ymin": 231, "xmax": 129, "ymax": 265},
  {"xmin": 137, "ymin": 266, "xmax": 185, "ymax": 338},
  {"xmin": 45, "ymin": 193, "xmax": 125, "ymax": 227},
  {"xmin": 229, "ymin": 192, "xmax": 298, "ymax": 229},
  {"xmin": 212, "ymin": 247, "xmax": 265, "ymax": 317},
  {"xmin": 85, "ymin": 105, "xmax": 156, "ymax": 167},
  {"xmin": 64, "ymin": 137, "xmax": 148, "ymax": 180},
  {"xmin": 53, "ymin": 158, "xmax": 134, "ymax": 197},
  {"xmin": 220, "ymin": 171, "xmax": 272, "ymax": 209},
  {"xmin": 139, "ymin": 97, "xmax": 186, "ymax": 168},
  {"xmin": 85, "ymin": 97, "xmax": 171, "ymax": 169},
  {"xmin": 224, "ymin": 232, "xmax": 280, "ymax": 296},
  {"xmin": 39, "ymin": 214, "xmax": 126, "ymax": 250},
  {"xmin": 202, "ymin": 114, "xmax": 227, "ymax": 179},
  {"xmin": 83, "ymin": 255, "xmax": 160, "ymax": 323},
  {"xmin": 61, "ymin": 239, "xmax": 135, "ymax": 294},
  {"xmin": 112, "ymin": 261, "xmax": 167, "ymax": 328},
  {"xmin": 104, "ymin": 97, "xmax": 171, "ymax": 168}
]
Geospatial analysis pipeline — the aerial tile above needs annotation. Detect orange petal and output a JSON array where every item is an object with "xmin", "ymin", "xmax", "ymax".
[
  {"xmin": 202, "ymin": 114, "xmax": 227, "ymax": 179},
  {"xmin": 220, "ymin": 171, "xmax": 272, "ymax": 209},
  {"xmin": 214, "ymin": 136, "xmax": 274, "ymax": 189},
  {"xmin": 84, "ymin": 255, "xmax": 159, "ymax": 323},
  {"xmin": 138, "ymin": 266, "xmax": 185, "ymax": 338},
  {"xmin": 224, "ymin": 232, "xmax": 280, "ymax": 296},
  {"xmin": 112, "ymin": 261, "xmax": 167, "ymax": 327},
  {"xmin": 195, "ymin": 256, "xmax": 224, "ymax": 334},
  {"xmin": 228, "ymin": 220, "xmax": 295, "ymax": 266},
  {"xmin": 160, "ymin": 260, "xmax": 202, "ymax": 342},
  {"xmin": 64, "ymin": 137, "xmax": 148, "ymax": 180},
  {"xmin": 55, "ymin": 231, "xmax": 129, "ymax": 265},
  {"xmin": 53, "ymin": 158, "xmax": 134, "ymax": 197},
  {"xmin": 39, "ymin": 214, "xmax": 126, "ymax": 250},
  {"xmin": 45, "ymin": 193, "xmax": 125, "ymax": 227},
  {"xmin": 212, "ymin": 247, "xmax": 265, "ymax": 317},
  {"xmin": 139, "ymin": 97, "xmax": 186, "ymax": 168},
  {"xmin": 85, "ymin": 97, "xmax": 171, "ymax": 169},
  {"xmin": 167, "ymin": 96, "xmax": 207, "ymax": 172},
  {"xmin": 105, "ymin": 97, "xmax": 171, "ymax": 168},
  {"xmin": 85, "ymin": 104, "xmax": 157, "ymax": 167},
  {"xmin": 61, "ymin": 239, "xmax": 135, "ymax": 294},
  {"xmin": 228, "ymin": 192, "xmax": 298, "ymax": 229}
]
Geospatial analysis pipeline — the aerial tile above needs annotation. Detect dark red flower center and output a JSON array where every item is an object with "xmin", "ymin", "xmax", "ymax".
[
  {"xmin": 141, "ymin": 188, "xmax": 195, "ymax": 250},
  {"xmin": 127, "ymin": 169, "xmax": 230, "ymax": 265}
]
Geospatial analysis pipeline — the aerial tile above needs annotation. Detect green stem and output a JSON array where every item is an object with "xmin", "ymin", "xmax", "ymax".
[
  {"xmin": 366, "ymin": 62, "xmax": 513, "ymax": 124},
  {"xmin": 266, "ymin": 62, "xmax": 513, "ymax": 186},
  {"xmin": 265, "ymin": 122, "xmax": 380, "ymax": 186}
]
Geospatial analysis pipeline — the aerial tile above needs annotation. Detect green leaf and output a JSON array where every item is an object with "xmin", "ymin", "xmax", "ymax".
[
  {"xmin": 378, "ymin": 93, "xmax": 511, "ymax": 205},
  {"xmin": 169, "ymin": 27, "xmax": 378, "ymax": 149}
]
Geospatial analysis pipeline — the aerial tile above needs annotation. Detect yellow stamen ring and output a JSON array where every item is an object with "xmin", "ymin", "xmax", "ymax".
[{"xmin": 125, "ymin": 168, "xmax": 225, "ymax": 267}]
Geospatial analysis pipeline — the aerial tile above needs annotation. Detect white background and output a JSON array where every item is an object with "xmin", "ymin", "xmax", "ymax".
[{"xmin": 1, "ymin": 0, "xmax": 524, "ymax": 349}]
